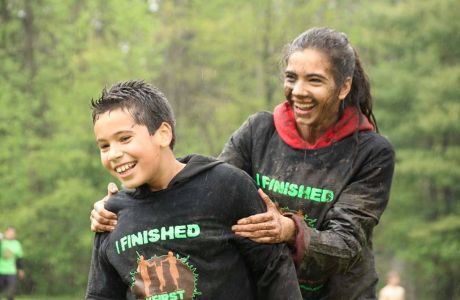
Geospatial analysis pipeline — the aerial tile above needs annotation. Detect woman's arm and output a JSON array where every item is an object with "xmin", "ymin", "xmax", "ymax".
[{"xmin": 298, "ymin": 141, "xmax": 395, "ymax": 277}]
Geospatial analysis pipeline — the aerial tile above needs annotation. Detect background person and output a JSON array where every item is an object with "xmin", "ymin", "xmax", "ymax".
[
  {"xmin": 90, "ymin": 27, "xmax": 395, "ymax": 299},
  {"xmin": 378, "ymin": 271, "xmax": 405, "ymax": 300},
  {"xmin": 0, "ymin": 227, "xmax": 25, "ymax": 300}
]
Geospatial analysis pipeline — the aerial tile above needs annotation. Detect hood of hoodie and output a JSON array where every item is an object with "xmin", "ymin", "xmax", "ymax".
[
  {"xmin": 273, "ymin": 100, "xmax": 374, "ymax": 150},
  {"xmin": 171, "ymin": 154, "xmax": 224, "ymax": 186},
  {"xmin": 125, "ymin": 154, "xmax": 223, "ymax": 199}
]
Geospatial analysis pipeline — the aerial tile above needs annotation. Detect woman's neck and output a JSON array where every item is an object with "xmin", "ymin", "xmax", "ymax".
[{"xmin": 297, "ymin": 118, "xmax": 337, "ymax": 144}]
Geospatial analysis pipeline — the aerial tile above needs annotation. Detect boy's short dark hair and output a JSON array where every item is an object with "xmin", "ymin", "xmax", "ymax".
[{"xmin": 91, "ymin": 80, "xmax": 176, "ymax": 149}]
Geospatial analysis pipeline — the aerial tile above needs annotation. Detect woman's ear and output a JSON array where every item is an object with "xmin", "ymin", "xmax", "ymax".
[
  {"xmin": 156, "ymin": 122, "xmax": 173, "ymax": 148},
  {"xmin": 338, "ymin": 77, "xmax": 352, "ymax": 101}
]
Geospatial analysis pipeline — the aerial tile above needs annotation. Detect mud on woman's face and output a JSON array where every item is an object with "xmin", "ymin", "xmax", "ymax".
[{"xmin": 284, "ymin": 48, "xmax": 342, "ymax": 130}]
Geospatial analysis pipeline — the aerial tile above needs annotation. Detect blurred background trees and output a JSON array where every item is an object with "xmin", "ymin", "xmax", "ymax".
[{"xmin": 0, "ymin": 0, "xmax": 458, "ymax": 298}]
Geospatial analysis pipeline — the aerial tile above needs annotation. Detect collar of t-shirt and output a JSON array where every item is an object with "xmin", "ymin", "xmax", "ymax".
[{"xmin": 273, "ymin": 100, "xmax": 374, "ymax": 150}]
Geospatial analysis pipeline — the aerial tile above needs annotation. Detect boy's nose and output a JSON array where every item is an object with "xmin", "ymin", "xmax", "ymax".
[{"xmin": 108, "ymin": 147, "xmax": 123, "ymax": 161}]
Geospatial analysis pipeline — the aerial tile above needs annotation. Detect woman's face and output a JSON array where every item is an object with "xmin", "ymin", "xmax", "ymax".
[{"xmin": 284, "ymin": 48, "xmax": 350, "ymax": 132}]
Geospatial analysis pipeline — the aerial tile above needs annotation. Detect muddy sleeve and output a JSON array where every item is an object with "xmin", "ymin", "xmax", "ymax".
[
  {"xmin": 86, "ymin": 233, "xmax": 128, "ymax": 300},
  {"xmin": 298, "ymin": 143, "xmax": 395, "ymax": 280}
]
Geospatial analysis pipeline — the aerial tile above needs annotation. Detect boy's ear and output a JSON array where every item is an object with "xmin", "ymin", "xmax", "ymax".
[{"xmin": 156, "ymin": 122, "xmax": 173, "ymax": 147}]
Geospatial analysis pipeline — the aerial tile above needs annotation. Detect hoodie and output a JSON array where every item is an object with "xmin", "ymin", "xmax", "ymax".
[
  {"xmin": 86, "ymin": 154, "xmax": 302, "ymax": 300},
  {"xmin": 219, "ymin": 102, "xmax": 395, "ymax": 300}
]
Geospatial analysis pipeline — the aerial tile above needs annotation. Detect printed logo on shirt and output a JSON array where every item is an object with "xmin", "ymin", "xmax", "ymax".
[
  {"xmin": 298, "ymin": 277, "xmax": 326, "ymax": 294},
  {"xmin": 278, "ymin": 206, "xmax": 318, "ymax": 228},
  {"xmin": 300, "ymin": 282, "xmax": 324, "ymax": 292},
  {"xmin": 131, "ymin": 251, "xmax": 200, "ymax": 300},
  {"xmin": 255, "ymin": 173, "xmax": 335, "ymax": 203},
  {"xmin": 115, "ymin": 224, "xmax": 201, "ymax": 254}
]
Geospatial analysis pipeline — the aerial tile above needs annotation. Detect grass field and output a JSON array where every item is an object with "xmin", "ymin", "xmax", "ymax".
[{"xmin": 17, "ymin": 296, "xmax": 80, "ymax": 300}]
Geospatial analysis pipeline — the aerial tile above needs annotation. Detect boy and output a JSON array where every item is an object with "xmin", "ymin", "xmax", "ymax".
[{"xmin": 86, "ymin": 80, "xmax": 301, "ymax": 300}]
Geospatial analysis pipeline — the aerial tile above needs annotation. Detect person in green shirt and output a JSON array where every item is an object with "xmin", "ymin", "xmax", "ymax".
[{"xmin": 0, "ymin": 227, "xmax": 24, "ymax": 300}]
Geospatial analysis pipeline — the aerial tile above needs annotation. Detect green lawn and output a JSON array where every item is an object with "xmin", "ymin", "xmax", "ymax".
[{"xmin": 17, "ymin": 297, "xmax": 80, "ymax": 300}]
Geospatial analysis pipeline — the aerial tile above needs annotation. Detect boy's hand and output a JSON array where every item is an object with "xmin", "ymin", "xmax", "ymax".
[
  {"xmin": 232, "ymin": 189, "xmax": 296, "ymax": 244},
  {"xmin": 90, "ymin": 183, "xmax": 119, "ymax": 232}
]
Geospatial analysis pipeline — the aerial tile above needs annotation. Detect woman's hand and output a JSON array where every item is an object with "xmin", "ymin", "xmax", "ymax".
[
  {"xmin": 90, "ymin": 183, "xmax": 119, "ymax": 232},
  {"xmin": 232, "ymin": 189, "xmax": 296, "ymax": 244}
]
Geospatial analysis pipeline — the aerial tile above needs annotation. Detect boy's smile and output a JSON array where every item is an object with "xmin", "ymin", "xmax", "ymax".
[
  {"xmin": 115, "ymin": 161, "xmax": 137, "ymax": 175},
  {"xmin": 94, "ymin": 108, "xmax": 164, "ymax": 189}
]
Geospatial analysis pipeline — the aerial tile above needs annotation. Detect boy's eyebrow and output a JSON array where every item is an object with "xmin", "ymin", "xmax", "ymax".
[{"xmin": 96, "ymin": 129, "xmax": 135, "ymax": 142}]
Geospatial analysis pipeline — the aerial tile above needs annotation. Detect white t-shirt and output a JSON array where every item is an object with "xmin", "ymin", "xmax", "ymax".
[{"xmin": 379, "ymin": 285, "xmax": 405, "ymax": 300}]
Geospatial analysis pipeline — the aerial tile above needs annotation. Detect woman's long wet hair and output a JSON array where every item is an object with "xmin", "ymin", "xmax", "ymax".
[{"xmin": 283, "ymin": 27, "xmax": 379, "ymax": 132}]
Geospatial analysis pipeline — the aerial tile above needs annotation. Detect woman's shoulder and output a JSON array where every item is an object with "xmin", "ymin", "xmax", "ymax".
[
  {"xmin": 359, "ymin": 131, "xmax": 395, "ymax": 152},
  {"xmin": 227, "ymin": 110, "xmax": 276, "ymax": 144},
  {"xmin": 243, "ymin": 111, "xmax": 275, "ymax": 136},
  {"xmin": 356, "ymin": 131, "xmax": 395, "ymax": 165},
  {"xmin": 248, "ymin": 110, "xmax": 273, "ymax": 124}
]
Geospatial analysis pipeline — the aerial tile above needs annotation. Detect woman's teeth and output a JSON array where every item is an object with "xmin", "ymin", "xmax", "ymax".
[{"xmin": 296, "ymin": 103, "xmax": 315, "ymax": 110}]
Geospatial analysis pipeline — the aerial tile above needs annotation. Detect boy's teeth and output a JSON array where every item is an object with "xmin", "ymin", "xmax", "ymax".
[{"xmin": 116, "ymin": 162, "xmax": 135, "ymax": 173}]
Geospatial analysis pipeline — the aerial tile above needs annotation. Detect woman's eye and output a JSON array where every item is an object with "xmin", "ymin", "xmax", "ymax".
[
  {"xmin": 285, "ymin": 75, "xmax": 296, "ymax": 83},
  {"xmin": 99, "ymin": 144, "xmax": 109, "ymax": 151}
]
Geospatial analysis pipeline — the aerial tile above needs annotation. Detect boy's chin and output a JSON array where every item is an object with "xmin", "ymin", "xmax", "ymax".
[
  {"xmin": 118, "ymin": 179, "xmax": 139, "ymax": 189},
  {"xmin": 121, "ymin": 182, "xmax": 138, "ymax": 189}
]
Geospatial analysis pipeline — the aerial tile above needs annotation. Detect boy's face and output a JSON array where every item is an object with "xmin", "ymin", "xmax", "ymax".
[{"xmin": 94, "ymin": 108, "xmax": 164, "ymax": 189}]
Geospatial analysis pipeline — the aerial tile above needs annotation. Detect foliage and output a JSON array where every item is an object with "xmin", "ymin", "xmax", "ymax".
[
  {"xmin": 0, "ymin": 0, "xmax": 458, "ymax": 298},
  {"xmin": 366, "ymin": 0, "xmax": 460, "ymax": 298}
]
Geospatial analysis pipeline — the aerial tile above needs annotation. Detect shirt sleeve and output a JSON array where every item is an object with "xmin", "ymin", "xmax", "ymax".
[
  {"xmin": 297, "ymin": 139, "xmax": 395, "ymax": 280},
  {"xmin": 86, "ymin": 233, "xmax": 128, "ymax": 300},
  {"xmin": 16, "ymin": 241, "xmax": 24, "ymax": 258},
  {"xmin": 229, "ymin": 169, "xmax": 302, "ymax": 300}
]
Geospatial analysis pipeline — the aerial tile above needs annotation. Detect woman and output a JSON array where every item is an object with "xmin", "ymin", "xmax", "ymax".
[{"xmin": 91, "ymin": 27, "xmax": 395, "ymax": 299}]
